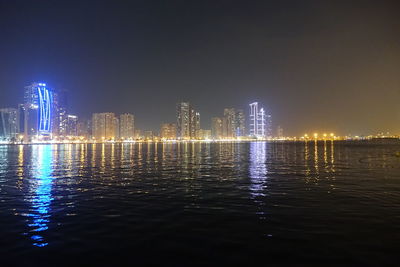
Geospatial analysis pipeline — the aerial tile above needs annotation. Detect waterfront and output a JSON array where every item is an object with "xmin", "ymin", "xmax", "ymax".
[{"xmin": 1, "ymin": 141, "xmax": 400, "ymax": 266}]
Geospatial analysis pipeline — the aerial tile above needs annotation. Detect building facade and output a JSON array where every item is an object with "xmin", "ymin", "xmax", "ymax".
[
  {"xmin": 160, "ymin": 123, "xmax": 177, "ymax": 140},
  {"xmin": 0, "ymin": 108, "xmax": 18, "ymax": 141},
  {"xmin": 22, "ymin": 82, "xmax": 55, "ymax": 139},
  {"xmin": 92, "ymin": 112, "xmax": 117, "ymax": 140},
  {"xmin": 249, "ymin": 102, "xmax": 271, "ymax": 138},
  {"xmin": 176, "ymin": 102, "xmax": 199, "ymax": 140},
  {"xmin": 119, "ymin": 113, "xmax": 134, "ymax": 140}
]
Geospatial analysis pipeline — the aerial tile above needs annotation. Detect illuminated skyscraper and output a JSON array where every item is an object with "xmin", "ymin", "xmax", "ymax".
[
  {"xmin": 55, "ymin": 90, "xmax": 68, "ymax": 137},
  {"xmin": 177, "ymin": 102, "xmax": 199, "ymax": 139},
  {"xmin": 92, "ymin": 112, "xmax": 117, "ymax": 140},
  {"xmin": 0, "ymin": 108, "xmax": 18, "ymax": 141},
  {"xmin": 177, "ymin": 102, "xmax": 191, "ymax": 139},
  {"xmin": 119, "ymin": 113, "xmax": 134, "ymax": 139},
  {"xmin": 223, "ymin": 108, "xmax": 236, "ymax": 138},
  {"xmin": 23, "ymin": 82, "xmax": 54, "ymax": 139},
  {"xmin": 221, "ymin": 108, "xmax": 245, "ymax": 138},
  {"xmin": 249, "ymin": 102, "xmax": 270, "ymax": 138}
]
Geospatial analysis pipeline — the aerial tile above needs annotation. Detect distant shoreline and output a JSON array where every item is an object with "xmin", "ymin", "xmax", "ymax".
[{"xmin": 1, "ymin": 138, "xmax": 399, "ymax": 146}]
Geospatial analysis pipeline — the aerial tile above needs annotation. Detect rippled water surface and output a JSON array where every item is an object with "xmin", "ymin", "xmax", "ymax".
[{"xmin": 1, "ymin": 141, "xmax": 400, "ymax": 266}]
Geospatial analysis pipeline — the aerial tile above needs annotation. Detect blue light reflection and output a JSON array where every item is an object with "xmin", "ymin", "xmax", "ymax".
[{"xmin": 27, "ymin": 145, "xmax": 54, "ymax": 247}]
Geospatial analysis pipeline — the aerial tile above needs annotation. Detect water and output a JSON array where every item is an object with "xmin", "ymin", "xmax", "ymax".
[{"xmin": 1, "ymin": 141, "xmax": 400, "ymax": 266}]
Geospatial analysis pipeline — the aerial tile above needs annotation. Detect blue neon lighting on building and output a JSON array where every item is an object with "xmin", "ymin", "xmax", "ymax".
[{"xmin": 37, "ymin": 85, "xmax": 52, "ymax": 135}]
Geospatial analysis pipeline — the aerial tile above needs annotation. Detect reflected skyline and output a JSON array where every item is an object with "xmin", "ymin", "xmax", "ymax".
[{"xmin": 0, "ymin": 140, "xmax": 398, "ymax": 263}]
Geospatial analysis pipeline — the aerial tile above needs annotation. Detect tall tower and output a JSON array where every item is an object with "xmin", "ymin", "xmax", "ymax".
[
  {"xmin": 249, "ymin": 102, "xmax": 268, "ymax": 139},
  {"xmin": 249, "ymin": 102, "xmax": 258, "ymax": 137},
  {"xmin": 119, "ymin": 113, "xmax": 134, "ymax": 139},
  {"xmin": 23, "ymin": 82, "xmax": 54, "ymax": 138},
  {"xmin": 92, "ymin": 113, "xmax": 116, "ymax": 140},
  {"xmin": 223, "ymin": 108, "xmax": 236, "ymax": 138},
  {"xmin": 176, "ymin": 102, "xmax": 191, "ymax": 139}
]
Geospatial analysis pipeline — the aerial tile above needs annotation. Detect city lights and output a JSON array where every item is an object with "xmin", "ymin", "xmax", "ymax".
[{"xmin": 0, "ymin": 82, "xmax": 398, "ymax": 144}]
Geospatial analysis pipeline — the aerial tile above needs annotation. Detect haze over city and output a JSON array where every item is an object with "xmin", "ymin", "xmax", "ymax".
[{"xmin": 1, "ymin": 0, "xmax": 399, "ymax": 135}]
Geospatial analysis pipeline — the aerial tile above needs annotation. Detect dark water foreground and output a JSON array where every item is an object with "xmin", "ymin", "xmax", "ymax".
[{"xmin": 0, "ymin": 141, "xmax": 400, "ymax": 266}]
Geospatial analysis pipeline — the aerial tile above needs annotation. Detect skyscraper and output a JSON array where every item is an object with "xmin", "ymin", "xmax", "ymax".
[
  {"xmin": 223, "ymin": 108, "xmax": 236, "ymax": 138},
  {"xmin": 176, "ymin": 102, "xmax": 199, "ymax": 140},
  {"xmin": 249, "ymin": 102, "xmax": 268, "ymax": 138},
  {"xmin": 119, "ymin": 113, "xmax": 134, "ymax": 139},
  {"xmin": 0, "ymin": 108, "xmax": 18, "ymax": 141},
  {"xmin": 55, "ymin": 90, "xmax": 68, "ymax": 137},
  {"xmin": 23, "ymin": 82, "xmax": 54, "ymax": 139},
  {"xmin": 92, "ymin": 113, "xmax": 117, "ymax": 140},
  {"xmin": 177, "ymin": 102, "xmax": 191, "ymax": 139}
]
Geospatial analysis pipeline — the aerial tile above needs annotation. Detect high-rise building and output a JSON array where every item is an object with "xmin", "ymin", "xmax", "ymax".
[
  {"xmin": 55, "ymin": 90, "xmax": 68, "ymax": 137},
  {"xmin": 23, "ymin": 82, "xmax": 54, "ymax": 139},
  {"xmin": 211, "ymin": 117, "xmax": 223, "ymax": 139},
  {"xmin": 176, "ymin": 102, "xmax": 199, "ymax": 140},
  {"xmin": 160, "ymin": 123, "xmax": 177, "ymax": 140},
  {"xmin": 0, "ymin": 108, "xmax": 18, "ymax": 141},
  {"xmin": 220, "ymin": 108, "xmax": 245, "ymax": 138},
  {"xmin": 249, "ymin": 102, "xmax": 270, "ymax": 138},
  {"xmin": 119, "ymin": 113, "xmax": 134, "ymax": 139},
  {"xmin": 177, "ymin": 102, "xmax": 191, "ymax": 139},
  {"xmin": 92, "ymin": 113, "xmax": 117, "ymax": 140},
  {"xmin": 66, "ymin": 115, "xmax": 78, "ymax": 136}
]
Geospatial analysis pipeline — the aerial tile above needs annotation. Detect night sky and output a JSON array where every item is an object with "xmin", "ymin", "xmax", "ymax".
[{"xmin": 1, "ymin": 0, "xmax": 399, "ymax": 135}]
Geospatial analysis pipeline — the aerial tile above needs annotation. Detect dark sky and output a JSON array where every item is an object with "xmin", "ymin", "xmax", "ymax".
[{"xmin": 1, "ymin": 0, "xmax": 400, "ymax": 135}]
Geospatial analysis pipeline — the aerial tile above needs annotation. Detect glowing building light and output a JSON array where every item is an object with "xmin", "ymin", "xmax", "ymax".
[{"xmin": 37, "ymin": 85, "xmax": 53, "ymax": 135}]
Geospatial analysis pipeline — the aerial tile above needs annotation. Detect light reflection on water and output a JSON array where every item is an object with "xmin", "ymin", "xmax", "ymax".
[
  {"xmin": 26, "ymin": 145, "xmax": 54, "ymax": 247},
  {"xmin": 249, "ymin": 142, "xmax": 268, "ymax": 198},
  {"xmin": 0, "ymin": 141, "xmax": 399, "ymax": 265}
]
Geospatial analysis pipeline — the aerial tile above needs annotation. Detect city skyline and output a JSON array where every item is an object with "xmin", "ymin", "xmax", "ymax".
[
  {"xmin": 1, "ymin": 80, "xmax": 399, "ymax": 140},
  {"xmin": 2, "ymin": 81, "xmax": 276, "ymax": 141},
  {"xmin": 1, "ymin": 1, "xmax": 399, "ymax": 136},
  {"xmin": 1, "ymin": 2, "xmax": 400, "ymax": 266}
]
